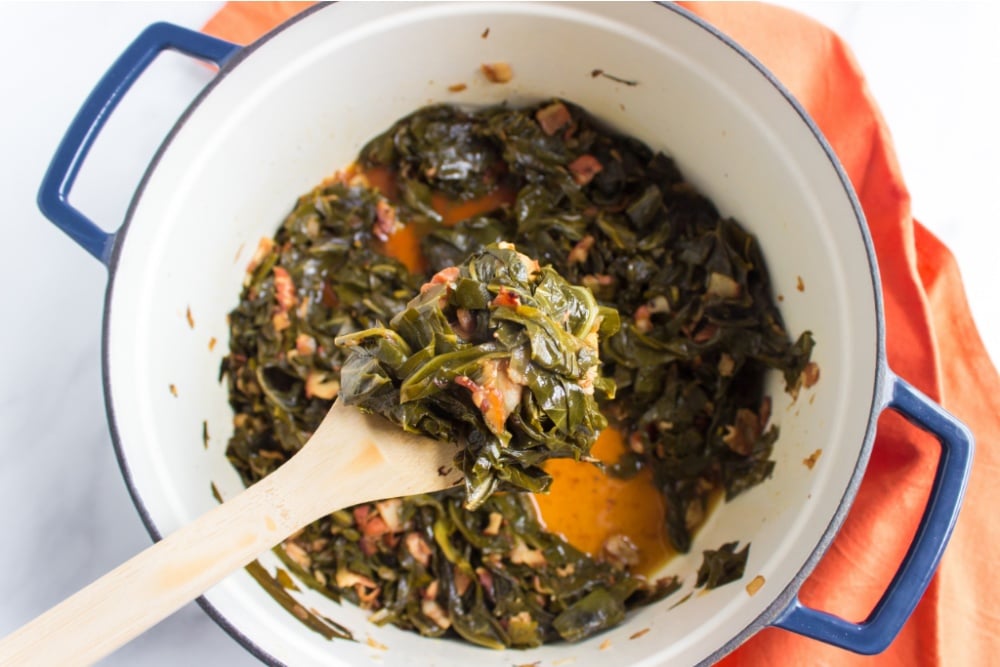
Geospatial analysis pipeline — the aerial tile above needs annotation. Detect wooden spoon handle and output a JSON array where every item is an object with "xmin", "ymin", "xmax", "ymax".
[{"xmin": 0, "ymin": 401, "xmax": 458, "ymax": 666}]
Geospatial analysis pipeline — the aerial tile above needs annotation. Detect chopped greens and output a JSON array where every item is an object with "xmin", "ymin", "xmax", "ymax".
[
  {"xmin": 221, "ymin": 99, "xmax": 814, "ymax": 648},
  {"xmin": 696, "ymin": 542, "xmax": 751, "ymax": 590},
  {"xmin": 336, "ymin": 243, "xmax": 618, "ymax": 509}
]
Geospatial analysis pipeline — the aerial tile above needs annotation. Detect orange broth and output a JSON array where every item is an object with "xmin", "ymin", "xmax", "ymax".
[{"xmin": 364, "ymin": 165, "xmax": 674, "ymax": 576}]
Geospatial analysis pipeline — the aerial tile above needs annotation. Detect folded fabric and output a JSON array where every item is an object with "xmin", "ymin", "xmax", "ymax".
[{"xmin": 203, "ymin": 2, "xmax": 1000, "ymax": 664}]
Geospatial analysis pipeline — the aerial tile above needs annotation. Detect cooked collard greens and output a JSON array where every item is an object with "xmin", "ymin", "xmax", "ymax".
[
  {"xmin": 221, "ymin": 99, "xmax": 814, "ymax": 648},
  {"xmin": 336, "ymin": 242, "xmax": 619, "ymax": 509}
]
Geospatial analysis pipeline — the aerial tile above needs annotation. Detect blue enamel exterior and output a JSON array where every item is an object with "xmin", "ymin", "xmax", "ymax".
[
  {"xmin": 36, "ymin": 22, "xmax": 239, "ymax": 266},
  {"xmin": 772, "ymin": 373, "xmax": 974, "ymax": 654}
]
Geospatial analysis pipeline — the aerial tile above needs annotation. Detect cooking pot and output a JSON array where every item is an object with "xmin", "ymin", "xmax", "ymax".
[{"xmin": 37, "ymin": 3, "xmax": 973, "ymax": 665}]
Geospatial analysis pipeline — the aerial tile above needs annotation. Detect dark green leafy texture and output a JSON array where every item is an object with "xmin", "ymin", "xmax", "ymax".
[
  {"xmin": 222, "ymin": 99, "xmax": 814, "ymax": 649},
  {"xmin": 366, "ymin": 101, "xmax": 815, "ymax": 553},
  {"xmin": 696, "ymin": 542, "xmax": 750, "ymax": 589},
  {"xmin": 337, "ymin": 243, "xmax": 618, "ymax": 509}
]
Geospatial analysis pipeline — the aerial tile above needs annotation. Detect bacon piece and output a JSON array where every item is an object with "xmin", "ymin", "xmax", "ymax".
[
  {"xmin": 509, "ymin": 537, "xmax": 547, "ymax": 567},
  {"xmin": 375, "ymin": 499, "xmax": 404, "ymax": 533},
  {"xmin": 801, "ymin": 362, "xmax": 821, "ymax": 388},
  {"xmin": 295, "ymin": 333, "xmax": 317, "ymax": 356},
  {"xmin": 568, "ymin": 154, "xmax": 603, "ymax": 185},
  {"xmin": 483, "ymin": 512, "xmax": 504, "ymax": 537},
  {"xmin": 405, "ymin": 532, "xmax": 433, "ymax": 567},
  {"xmin": 374, "ymin": 199, "xmax": 399, "ymax": 241},
  {"xmin": 272, "ymin": 266, "xmax": 297, "ymax": 315},
  {"xmin": 706, "ymin": 272, "xmax": 741, "ymax": 299},
  {"xmin": 603, "ymin": 534, "xmax": 640, "ymax": 568},
  {"xmin": 421, "ymin": 599, "xmax": 452, "ymax": 629},
  {"xmin": 455, "ymin": 359, "xmax": 523, "ymax": 436},
  {"xmin": 305, "ymin": 370, "xmax": 340, "ymax": 400},
  {"xmin": 490, "ymin": 287, "xmax": 521, "ymax": 309},
  {"xmin": 568, "ymin": 235, "xmax": 595, "ymax": 264},
  {"xmin": 453, "ymin": 308, "xmax": 476, "ymax": 340},
  {"xmin": 481, "ymin": 62, "xmax": 513, "ymax": 84},
  {"xmin": 535, "ymin": 101, "xmax": 572, "ymax": 135},
  {"xmin": 634, "ymin": 304, "xmax": 653, "ymax": 334},
  {"xmin": 475, "ymin": 567, "xmax": 495, "ymax": 599},
  {"xmin": 420, "ymin": 266, "xmax": 460, "ymax": 294}
]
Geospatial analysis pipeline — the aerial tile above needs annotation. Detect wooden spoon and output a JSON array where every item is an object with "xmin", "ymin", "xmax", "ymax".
[{"xmin": 0, "ymin": 400, "xmax": 461, "ymax": 666}]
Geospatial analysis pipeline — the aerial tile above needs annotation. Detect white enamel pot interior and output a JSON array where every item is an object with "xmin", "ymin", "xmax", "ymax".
[{"xmin": 99, "ymin": 3, "xmax": 884, "ymax": 666}]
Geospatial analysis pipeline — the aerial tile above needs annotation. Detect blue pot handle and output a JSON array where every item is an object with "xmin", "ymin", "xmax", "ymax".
[
  {"xmin": 772, "ymin": 371, "xmax": 974, "ymax": 654},
  {"xmin": 38, "ymin": 22, "xmax": 240, "ymax": 267}
]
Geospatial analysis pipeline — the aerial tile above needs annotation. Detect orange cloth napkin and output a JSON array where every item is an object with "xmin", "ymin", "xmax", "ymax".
[{"xmin": 203, "ymin": 3, "xmax": 1000, "ymax": 664}]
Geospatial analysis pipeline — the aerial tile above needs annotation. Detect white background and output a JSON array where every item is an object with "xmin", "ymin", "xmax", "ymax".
[{"xmin": 0, "ymin": 3, "xmax": 995, "ymax": 665}]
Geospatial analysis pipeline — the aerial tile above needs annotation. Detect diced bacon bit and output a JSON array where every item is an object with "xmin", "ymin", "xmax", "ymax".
[
  {"xmin": 706, "ymin": 271, "xmax": 742, "ymax": 299},
  {"xmin": 360, "ymin": 515, "xmax": 390, "ymax": 540},
  {"xmin": 692, "ymin": 323, "xmax": 718, "ymax": 343},
  {"xmin": 296, "ymin": 299, "xmax": 309, "ymax": 320},
  {"xmin": 283, "ymin": 541, "xmax": 312, "ymax": 570},
  {"xmin": 353, "ymin": 504, "xmax": 371, "ymax": 525},
  {"xmin": 531, "ymin": 575, "xmax": 552, "ymax": 594},
  {"xmin": 336, "ymin": 567, "xmax": 378, "ymax": 590},
  {"xmin": 374, "ymin": 199, "xmax": 400, "ymax": 241},
  {"xmin": 454, "ymin": 568, "xmax": 473, "ymax": 596},
  {"xmin": 272, "ymin": 311, "xmax": 291, "ymax": 332},
  {"xmin": 421, "ymin": 266, "xmax": 461, "ymax": 294},
  {"xmin": 423, "ymin": 579, "xmax": 440, "ymax": 600},
  {"xmin": 310, "ymin": 538, "xmax": 329, "ymax": 552},
  {"xmin": 476, "ymin": 566, "xmax": 495, "ymax": 599},
  {"xmin": 453, "ymin": 308, "xmax": 476, "ymax": 340},
  {"xmin": 321, "ymin": 281, "xmax": 339, "ymax": 308},
  {"xmin": 535, "ymin": 101, "xmax": 572, "ymax": 136},
  {"xmin": 305, "ymin": 216, "xmax": 321, "ymax": 239},
  {"xmin": 357, "ymin": 585, "xmax": 381, "ymax": 608},
  {"xmin": 405, "ymin": 532, "xmax": 433, "ymax": 567},
  {"xmin": 568, "ymin": 154, "xmax": 603, "ymax": 186},
  {"xmin": 647, "ymin": 295, "xmax": 670, "ymax": 314},
  {"xmin": 481, "ymin": 61, "xmax": 513, "ymax": 84},
  {"xmin": 246, "ymin": 236, "xmax": 275, "ymax": 274},
  {"xmin": 421, "ymin": 598, "xmax": 452, "ymax": 630},
  {"xmin": 718, "ymin": 353, "xmax": 736, "ymax": 377},
  {"xmin": 295, "ymin": 333, "xmax": 317, "ymax": 356},
  {"xmin": 491, "ymin": 286, "xmax": 521, "ymax": 309},
  {"xmin": 603, "ymin": 534, "xmax": 640, "ymax": 568},
  {"xmin": 801, "ymin": 362, "xmax": 821, "ymax": 388},
  {"xmin": 375, "ymin": 499, "xmax": 404, "ymax": 533},
  {"xmin": 634, "ymin": 304, "xmax": 653, "ymax": 334},
  {"xmin": 722, "ymin": 408, "xmax": 763, "ymax": 456},
  {"xmin": 305, "ymin": 370, "xmax": 340, "ymax": 400},
  {"xmin": 759, "ymin": 396, "xmax": 772, "ymax": 427},
  {"xmin": 509, "ymin": 537, "xmax": 547, "ymax": 567},
  {"xmin": 556, "ymin": 563, "xmax": 575, "ymax": 577},
  {"xmin": 568, "ymin": 234, "xmax": 595, "ymax": 265},
  {"xmin": 483, "ymin": 512, "xmax": 504, "ymax": 536},
  {"xmin": 582, "ymin": 273, "xmax": 614, "ymax": 290},
  {"xmin": 272, "ymin": 266, "xmax": 297, "ymax": 313},
  {"xmin": 455, "ymin": 359, "xmax": 523, "ymax": 436},
  {"xmin": 628, "ymin": 430, "xmax": 646, "ymax": 454}
]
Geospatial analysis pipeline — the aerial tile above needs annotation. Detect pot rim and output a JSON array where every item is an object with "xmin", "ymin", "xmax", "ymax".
[{"xmin": 98, "ymin": 3, "xmax": 886, "ymax": 665}]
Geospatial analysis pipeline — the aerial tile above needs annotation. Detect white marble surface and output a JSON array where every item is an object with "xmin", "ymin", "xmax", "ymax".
[{"xmin": 0, "ymin": 3, "xmax": 995, "ymax": 666}]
